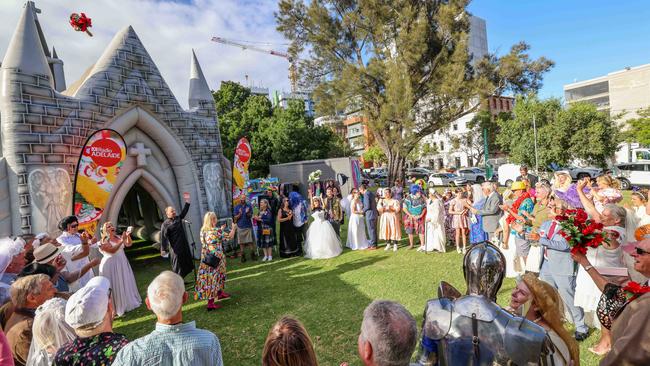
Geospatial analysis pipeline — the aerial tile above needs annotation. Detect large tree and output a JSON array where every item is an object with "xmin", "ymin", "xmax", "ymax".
[
  {"xmin": 276, "ymin": 0, "xmax": 553, "ymax": 183},
  {"xmin": 496, "ymin": 96, "xmax": 620, "ymax": 169}
]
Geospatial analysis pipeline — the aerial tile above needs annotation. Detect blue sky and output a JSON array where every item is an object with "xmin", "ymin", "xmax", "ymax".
[
  {"xmin": 468, "ymin": 0, "xmax": 650, "ymax": 99},
  {"xmin": 2, "ymin": 0, "xmax": 649, "ymax": 105}
]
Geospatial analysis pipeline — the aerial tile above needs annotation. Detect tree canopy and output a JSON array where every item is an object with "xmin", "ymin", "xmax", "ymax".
[
  {"xmin": 276, "ymin": 0, "xmax": 553, "ymax": 183},
  {"xmin": 496, "ymin": 96, "xmax": 620, "ymax": 169},
  {"xmin": 214, "ymin": 81, "xmax": 351, "ymax": 177},
  {"xmin": 621, "ymin": 106, "xmax": 650, "ymax": 146}
]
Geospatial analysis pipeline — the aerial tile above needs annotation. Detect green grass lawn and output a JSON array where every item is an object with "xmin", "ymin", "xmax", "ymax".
[{"xmin": 116, "ymin": 222, "xmax": 605, "ymax": 366}]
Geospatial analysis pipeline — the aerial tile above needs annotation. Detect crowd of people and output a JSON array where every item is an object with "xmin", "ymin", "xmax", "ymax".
[{"xmin": 1, "ymin": 163, "xmax": 649, "ymax": 365}]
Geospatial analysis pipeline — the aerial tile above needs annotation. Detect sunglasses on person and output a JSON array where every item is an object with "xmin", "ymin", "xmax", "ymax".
[{"xmin": 635, "ymin": 247, "xmax": 650, "ymax": 256}]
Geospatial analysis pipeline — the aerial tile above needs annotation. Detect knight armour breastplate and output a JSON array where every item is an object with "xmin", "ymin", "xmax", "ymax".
[{"xmin": 417, "ymin": 295, "xmax": 550, "ymax": 366}]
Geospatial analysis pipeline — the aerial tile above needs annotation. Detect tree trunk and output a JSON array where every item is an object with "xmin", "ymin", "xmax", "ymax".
[{"xmin": 387, "ymin": 153, "xmax": 406, "ymax": 187}]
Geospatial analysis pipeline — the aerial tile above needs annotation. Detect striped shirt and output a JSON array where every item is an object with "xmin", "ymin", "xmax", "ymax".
[{"xmin": 112, "ymin": 321, "xmax": 223, "ymax": 366}]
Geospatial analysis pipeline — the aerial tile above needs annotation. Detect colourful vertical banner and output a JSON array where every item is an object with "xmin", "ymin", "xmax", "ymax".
[
  {"xmin": 72, "ymin": 129, "xmax": 127, "ymax": 236},
  {"xmin": 351, "ymin": 159, "xmax": 362, "ymax": 188},
  {"xmin": 232, "ymin": 137, "xmax": 251, "ymax": 200}
]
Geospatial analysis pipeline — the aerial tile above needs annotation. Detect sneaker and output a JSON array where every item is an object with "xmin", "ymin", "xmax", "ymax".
[
  {"xmin": 393, "ymin": 244, "xmax": 398, "ymax": 252},
  {"xmin": 385, "ymin": 244, "xmax": 391, "ymax": 251},
  {"xmin": 217, "ymin": 292, "xmax": 231, "ymax": 300},
  {"xmin": 268, "ymin": 256, "xmax": 272, "ymax": 261},
  {"xmin": 417, "ymin": 246, "xmax": 425, "ymax": 252},
  {"xmin": 261, "ymin": 256, "xmax": 268, "ymax": 262}
]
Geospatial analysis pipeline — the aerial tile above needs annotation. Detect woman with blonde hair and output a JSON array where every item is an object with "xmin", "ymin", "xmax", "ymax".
[
  {"xmin": 509, "ymin": 273, "xmax": 580, "ymax": 366},
  {"xmin": 196, "ymin": 211, "xmax": 236, "ymax": 311},
  {"xmin": 589, "ymin": 175, "xmax": 622, "ymax": 213},
  {"xmin": 262, "ymin": 316, "xmax": 318, "ymax": 366},
  {"xmin": 98, "ymin": 221, "xmax": 141, "ymax": 316}
]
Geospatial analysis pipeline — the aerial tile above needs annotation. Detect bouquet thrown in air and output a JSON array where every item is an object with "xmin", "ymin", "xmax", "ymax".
[
  {"xmin": 308, "ymin": 169, "xmax": 322, "ymax": 182},
  {"xmin": 555, "ymin": 208, "xmax": 606, "ymax": 255}
]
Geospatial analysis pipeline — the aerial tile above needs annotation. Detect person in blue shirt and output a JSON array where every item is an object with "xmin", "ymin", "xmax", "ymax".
[{"xmin": 233, "ymin": 195, "xmax": 257, "ymax": 263}]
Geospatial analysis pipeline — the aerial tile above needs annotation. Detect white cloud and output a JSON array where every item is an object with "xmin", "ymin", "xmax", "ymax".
[{"xmin": 0, "ymin": 0, "xmax": 291, "ymax": 108}]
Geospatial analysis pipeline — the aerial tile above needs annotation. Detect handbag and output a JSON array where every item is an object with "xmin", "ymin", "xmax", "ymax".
[{"xmin": 202, "ymin": 252, "xmax": 221, "ymax": 268}]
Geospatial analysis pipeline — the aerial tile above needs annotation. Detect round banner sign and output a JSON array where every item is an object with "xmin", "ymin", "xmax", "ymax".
[
  {"xmin": 85, "ymin": 138, "xmax": 123, "ymax": 167},
  {"xmin": 235, "ymin": 139, "xmax": 251, "ymax": 163}
]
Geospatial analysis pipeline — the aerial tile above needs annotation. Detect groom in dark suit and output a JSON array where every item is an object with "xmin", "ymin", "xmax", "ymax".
[{"xmin": 359, "ymin": 184, "xmax": 378, "ymax": 249}]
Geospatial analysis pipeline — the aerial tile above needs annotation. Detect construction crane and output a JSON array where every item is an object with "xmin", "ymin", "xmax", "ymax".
[{"xmin": 210, "ymin": 36, "xmax": 298, "ymax": 93}]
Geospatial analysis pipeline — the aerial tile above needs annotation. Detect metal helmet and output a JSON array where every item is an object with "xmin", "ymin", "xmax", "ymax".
[{"xmin": 462, "ymin": 241, "xmax": 506, "ymax": 301}]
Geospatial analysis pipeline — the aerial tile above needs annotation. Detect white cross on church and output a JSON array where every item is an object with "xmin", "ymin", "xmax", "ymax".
[{"xmin": 129, "ymin": 142, "xmax": 152, "ymax": 167}]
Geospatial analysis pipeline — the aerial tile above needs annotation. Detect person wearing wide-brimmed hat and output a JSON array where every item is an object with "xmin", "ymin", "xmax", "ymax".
[
  {"xmin": 32, "ymin": 243, "xmax": 99, "ymax": 293},
  {"xmin": 500, "ymin": 181, "xmax": 535, "ymax": 264}
]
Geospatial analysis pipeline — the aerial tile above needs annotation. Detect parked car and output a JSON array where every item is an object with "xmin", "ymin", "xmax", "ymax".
[
  {"xmin": 566, "ymin": 166, "xmax": 602, "ymax": 180},
  {"xmin": 368, "ymin": 167, "xmax": 387, "ymax": 179},
  {"xmin": 407, "ymin": 167, "xmax": 432, "ymax": 180},
  {"xmin": 613, "ymin": 163, "xmax": 650, "ymax": 190},
  {"xmin": 428, "ymin": 173, "xmax": 468, "ymax": 187},
  {"xmin": 457, "ymin": 167, "xmax": 487, "ymax": 183}
]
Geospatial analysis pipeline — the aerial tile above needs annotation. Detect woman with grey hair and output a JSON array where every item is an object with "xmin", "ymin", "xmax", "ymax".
[{"xmin": 26, "ymin": 298, "xmax": 75, "ymax": 366}]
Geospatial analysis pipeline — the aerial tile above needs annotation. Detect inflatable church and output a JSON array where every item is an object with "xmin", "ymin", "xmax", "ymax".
[{"xmin": 0, "ymin": 1, "xmax": 231, "ymax": 247}]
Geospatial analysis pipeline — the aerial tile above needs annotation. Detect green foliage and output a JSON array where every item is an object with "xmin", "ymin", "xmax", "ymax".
[
  {"xmin": 363, "ymin": 145, "xmax": 387, "ymax": 164},
  {"xmin": 275, "ymin": 0, "xmax": 553, "ymax": 183},
  {"xmin": 214, "ymin": 82, "xmax": 351, "ymax": 177},
  {"xmin": 621, "ymin": 106, "xmax": 650, "ymax": 145},
  {"xmin": 496, "ymin": 96, "xmax": 619, "ymax": 168}
]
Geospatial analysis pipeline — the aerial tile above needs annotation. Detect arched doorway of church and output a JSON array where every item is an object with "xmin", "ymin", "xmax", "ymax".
[{"xmin": 117, "ymin": 182, "xmax": 163, "ymax": 243}]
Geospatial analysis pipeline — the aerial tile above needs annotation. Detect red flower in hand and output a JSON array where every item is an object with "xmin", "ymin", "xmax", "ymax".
[
  {"xmin": 571, "ymin": 246, "xmax": 588, "ymax": 255},
  {"xmin": 575, "ymin": 209, "xmax": 588, "ymax": 223}
]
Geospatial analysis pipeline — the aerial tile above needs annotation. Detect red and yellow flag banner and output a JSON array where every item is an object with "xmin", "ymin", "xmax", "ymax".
[
  {"xmin": 72, "ymin": 129, "xmax": 127, "ymax": 236},
  {"xmin": 232, "ymin": 137, "xmax": 251, "ymax": 200}
]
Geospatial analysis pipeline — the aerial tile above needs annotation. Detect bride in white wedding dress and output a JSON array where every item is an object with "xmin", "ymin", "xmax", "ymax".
[{"xmin": 304, "ymin": 197, "xmax": 343, "ymax": 259}]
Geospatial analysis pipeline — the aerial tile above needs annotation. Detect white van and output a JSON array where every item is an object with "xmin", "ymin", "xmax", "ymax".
[
  {"xmin": 498, "ymin": 164, "xmax": 520, "ymax": 187},
  {"xmin": 614, "ymin": 163, "xmax": 650, "ymax": 189}
]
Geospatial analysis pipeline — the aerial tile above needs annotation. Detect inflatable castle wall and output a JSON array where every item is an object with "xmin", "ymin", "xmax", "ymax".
[{"xmin": 0, "ymin": 2, "xmax": 231, "ymax": 244}]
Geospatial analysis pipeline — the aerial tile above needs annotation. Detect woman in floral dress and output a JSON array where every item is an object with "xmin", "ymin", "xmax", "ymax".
[
  {"xmin": 255, "ymin": 199, "xmax": 276, "ymax": 262},
  {"xmin": 196, "ymin": 211, "xmax": 236, "ymax": 311}
]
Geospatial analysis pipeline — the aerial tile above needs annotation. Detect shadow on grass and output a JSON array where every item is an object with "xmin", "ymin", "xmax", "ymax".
[{"xmin": 116, "ymin": 240, "xmax": 385, "ymax": 365}]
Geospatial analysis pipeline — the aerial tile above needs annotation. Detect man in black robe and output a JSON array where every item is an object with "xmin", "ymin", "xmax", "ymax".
[{"xmin": 160, "ymin": 193, "xmax": 194, "ymax": 279}]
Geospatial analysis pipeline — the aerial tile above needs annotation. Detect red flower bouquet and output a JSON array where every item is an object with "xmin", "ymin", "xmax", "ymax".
[{"xmin": 555, "ymin": 208, "xmax": 607, "ymax": 255}]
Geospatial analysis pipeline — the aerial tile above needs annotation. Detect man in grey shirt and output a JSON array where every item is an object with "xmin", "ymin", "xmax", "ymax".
[{"xmin": 113, "ymin": 271, "xmax": 223, "ymax": 366}]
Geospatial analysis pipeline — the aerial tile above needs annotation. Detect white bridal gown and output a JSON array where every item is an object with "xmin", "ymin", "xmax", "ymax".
[
  {"xmin": 99, "ymin": 238, "xmax": 142, "ymax": 316},
  {"xmin": 347, "ymin": 200, "xmax": 369, "ymax": 250},
  {"xmin": 424, "ymin": 198, "xmax": 446, "ymax": 252},
  {"xmin": 304, "ymin": 210, "xmax": 343, "ymax": 259}
]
